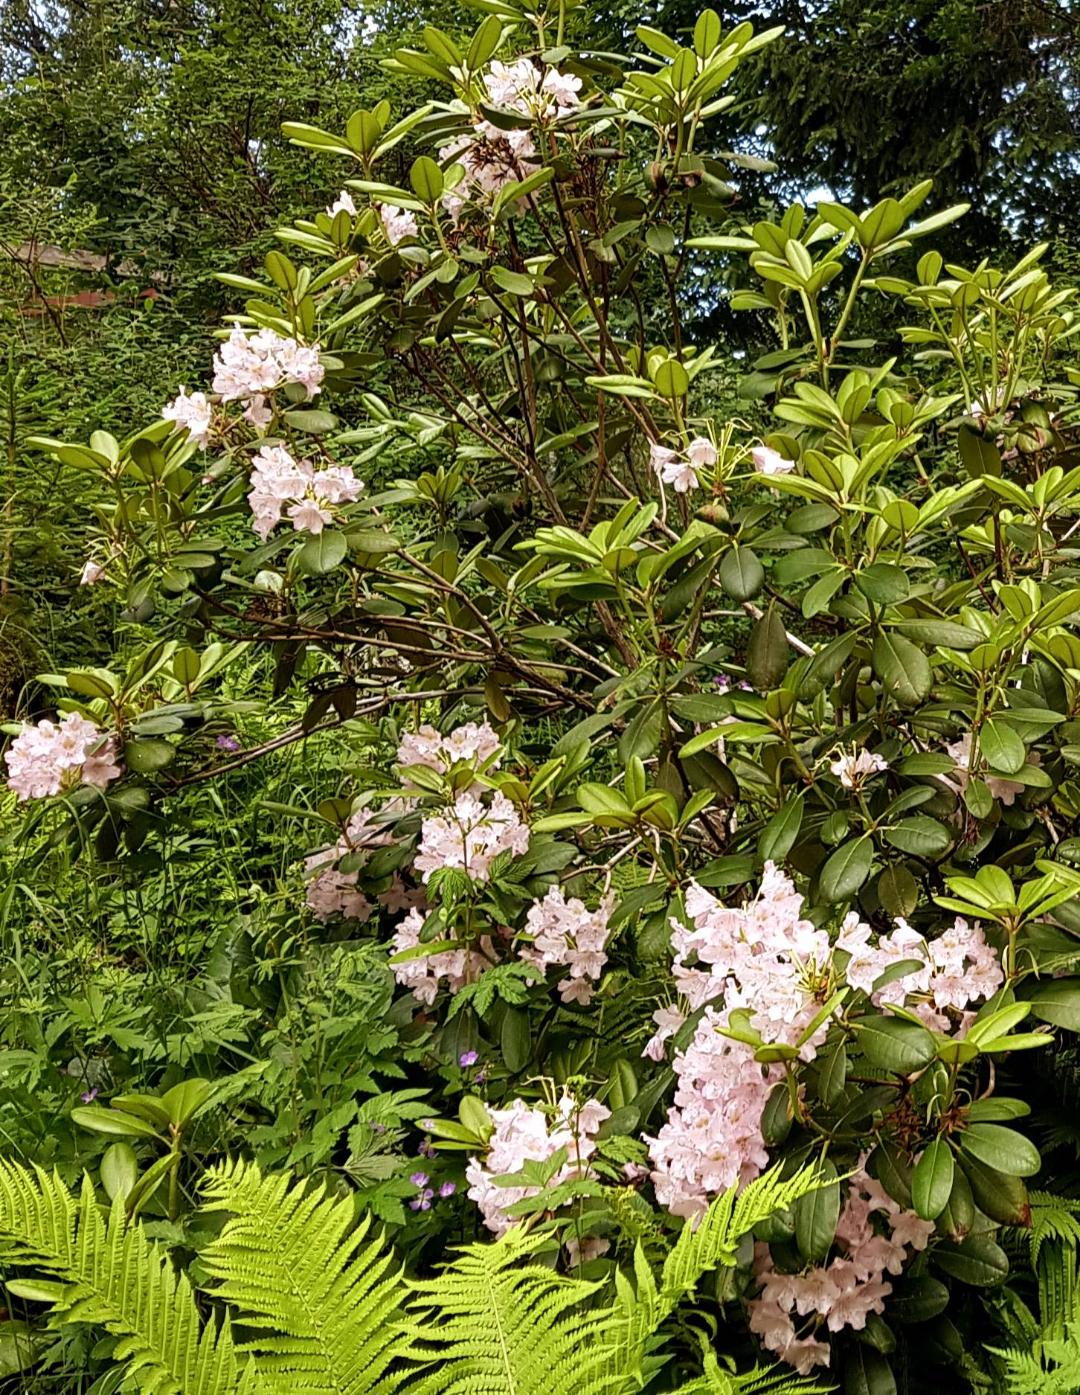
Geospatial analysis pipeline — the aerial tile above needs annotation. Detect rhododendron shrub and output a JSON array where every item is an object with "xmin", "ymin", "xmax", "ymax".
[{"xmin": 14, "ymin": 2, "xmax": 1080, "ymax": 1389}]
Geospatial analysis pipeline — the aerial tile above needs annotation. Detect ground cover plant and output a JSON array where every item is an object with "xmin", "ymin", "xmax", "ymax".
[{"xmin": 3, "ymin": 1, "xmax": 1080, "ymax": 1392}]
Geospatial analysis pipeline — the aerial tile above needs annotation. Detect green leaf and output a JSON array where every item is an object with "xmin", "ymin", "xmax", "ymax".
[
  {"xmin": 854, "ymin": 1015, "xmax": 937, "ymax": 1075},
  {"xmin": 758, "ymin": 794, "xmax": 804, "ymax": 863},
  {"xmin": 957, "ymin": 1123, "xmax": 1041, "ymax": 1177},
  {"xmin": 490, "ymin": 266, "xmax": 534, "ymax": 297},
  {"xmin": 70, "ymin": 1106, "xmax": 164, "ymax": 1140},
  {"xmin": 933, "ymin": 1233, "xmax": 1009, "ymax": 1287},
  {"xmin": 410, "ymin": 155, "xmax": 444, "ymax": 203},
  {"xmin": 980, "ymin": 718, "xmax": 1026, "ymax": 775},
  {"xmin": 872, "ymin": 631, "xmax": 932, "ymax": 708},
  {"xmin": 844, "ymin": 1346, "xmax": 897, "ymax": 1395},
  {"xmin": 652, "ymin": 359, "xmax": 689, "ymax": 398},
  {"xmin": 100, "ymin": 1143, "xmax": 139, "ymax": 1202},
  {"xmin": 794, "ymin": 1159, "xmax": 839, "ymax": 1263},
  {"xmin": 856, "ymin": 563, "xmax": 910, "ymax": 605},
  {"xmin": 500, "ymin": 1007, "xmax": 531, "ymax": 1074},
  {"xmin": 297, "ymin": 530, "xmax": 348, "ymax": 575},
  {"xmin": 122, "ymin": 738, "xmax": 175, "ymax": 774},
  {"xmin": 746, "ymin": 602, "xmax": 789, "ymax": 691},
  {"xmin": 1024, "ymin": 976, "xmax": 1080, "ymax": 1030},
  {"xmin": 283, "ymin": 408, "xmax": 337, "ymax": 435},
  {"xmin": 883, "ymin": 815, "xmax": 951, "ymax": 858},
  {"xmin": 912, "ymin": 1139, "xmax": 954, "ymax": 1220},
  {"xmin": 887, "ymin": 1275, "xmax": 950, "ymax": 1324},
  {"xmin": 718, "ymin": 546, "xmax": 764, "ymax": 600},
  {"xmin": 819, "ymin": 836, "xmax": 873, "ymax": 902}
]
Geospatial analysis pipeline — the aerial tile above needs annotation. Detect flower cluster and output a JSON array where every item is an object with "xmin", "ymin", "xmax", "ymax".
[
  {"xmin": 645, "ymin": 868, "xmax": 841, "ymax": 1217},
  {"xmin": 247, "ymin": 444, "xmax": 363, "ymax": 539},
  {"xmin": 749, "ymin": 1171, "xmax": 934, "ymax": 1373},
  {"xmin": 484, "ymin": 59, "xmax": 583, "ymax": 117},
  {"xmin": 520, "ymin": 885, "xmax": 614, "ymax": 1005},
  {"xmin": 665, "ymin": 865, "xmax": 835, "ymax": 1053},
  {"xmin": 397, "ymin": 720, "xmax": 502, "ymax": 775},
  {"xmin": 838, "ymin": 915, "xmax": 1002, "ymax": 1032},
  {"xmin": 6, "ymin": 712, "xmax": 122, "ymax": 802},
  {"xmin": 408, "ymin": 1170, "xmax": 456, "ymax": 1211},
  {"xmin": 390, "ymin": 906, "xmax": 493, "ymax": 1005},
  {"xmin": 163, "ymin": 387, "xmax": 214, "ymax": 449},
  {"xmin": 440, "ymin": 61, "xmax": 581, "ymax": 218},
  {"xmin": 650, "ymin": 437, "xmax": 717, "ymax": 494},
  {"xmin": 645, "ymin": 1016, "xmax": 781, "ymax": 1218},
  {"xmin": 465, "ymin": 1093, "xmax": 609, "ymax": 1235},
  {"xmin": 211, "ymin": 325, "xmax": 324, "ymax": 427},
  {"xmin": 414, "ymin": 791, "xmax": 529, "ymax": 882}
]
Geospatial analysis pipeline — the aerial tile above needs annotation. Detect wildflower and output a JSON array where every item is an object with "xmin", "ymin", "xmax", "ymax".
[
  {"xmin": 686, "ymin": 436, "xmax": 718, "ymax": 469},
  {"xmin": 80, "ymin": 1087, "xmax": 99, "ymax": 1104},
  {"xmin": 944, "ymin": 733, "xmax": 1040, "ymax": 806},
  {"xmin": 439, "ymin": 1181, "xmax": 457, "ymax": 1198},
  {"xmin": 389, "ymin": 907, "xmax": 493, "ymax": 1004},
  {"xmin": 397, "ymin": 721, "xmax": 502, "ymax": 775},
  {"xmin": 79, "ymin": 559, "xmax": 105, "ymax": 586},
  {"xmin": 409, "ymin": 1171, "xmax": 429, "ymax": 1187},
  {"xmin": 459, "ymin": 1050, "xmax": 479, "ymax": 1067},
  {"xmin": 650, "ymin": 441, "xmax": 699, "ymax": 494},
  {"xmin": 216, "ymin": 734, "xmax": 240, "ymax": 752},
  {"xmin": 409, "ymin": 1188, "xmax": 434, "ymax": 1212}
]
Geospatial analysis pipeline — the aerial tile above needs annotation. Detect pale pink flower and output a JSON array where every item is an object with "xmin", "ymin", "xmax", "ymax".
[
  {"xmin": 247, "ymin": 444, "xmax": 362, "ymax": 539},
  {"xmin": 465, "ymin": 1092, "xmax": 609, "ymax": 1234},
  {"xmin": 163, "ymin": 387, "xmax": 213, "ymax": 448},
  {"xmin": 397, "ymin": 721, "xmax": 502, "ymax": 775},
  {"xmin": 212, "ymin": 325, "xmax": 324, "ymax": 404},
  {"xmin": 686, "ymin": 436, "xmax": 718, "ymax": 469},
  {"xmin": 327, "ymin": 190, "xmax": 357, "ymax": 217},
  {"xmin": 390, "ymin": 906, "xmax": 493, "ymax": 1004},
  {"xmin": 79, "ymin": 560, "xmax": 105, "ymax": 586},
  {"xmin": 520, "ymin": 885, "xmax": 614, "ymax": 1005},
  {"xmin": 830, "ymin": 748, "xmax": 889, "ymax": 788},
  {"xmin": 945, "ymin": 733, "xmax": 1040, "ymax": 806},
  {"xmin": 379, "ymin": 204, "xmax": 418, "ymax": 245},
  {"xmin": 415, "ymin": 791, "xmax": 529, "ymax": 883},
  {"xmin": 6, "ymin": 712, "xmax": 122, "ymax": 801},
  {"xmin": 751, "ymin": 445, "xmax": 794, "ymax": 476}
]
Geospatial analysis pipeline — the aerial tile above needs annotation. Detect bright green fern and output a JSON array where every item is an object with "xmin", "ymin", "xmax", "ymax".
[
  {"xmin": 199, "ymin": 1158, "xmax": 412, "ymax": 1395},
  {"xmin": 0, "ymin": 1156, "xmax": 831, "ymax": 1395},
  {"xmin": 0, "ymin": 1158, "xmax": 252, "ymax": 1395}
]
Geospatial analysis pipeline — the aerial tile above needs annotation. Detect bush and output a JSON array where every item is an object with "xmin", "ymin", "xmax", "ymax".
[{"xmin": 5, "ymin": 5, "xmax": 1080, "ymax": 1392}]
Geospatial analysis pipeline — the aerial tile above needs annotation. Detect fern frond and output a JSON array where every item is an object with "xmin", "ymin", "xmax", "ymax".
[
  {"xmin": 602, "ymin": 1165, "xmax": 826, "ymax": 1391},
  {"xmin": 406, "ymin": 1227, "xmax": 607, "ymax": 1395},
  {"xmin": 669, "ymin": 1350, "xmax": 835, "ymax": 1394},
  {"xmin": 0, "ymin": 1159, "xmax": 247, "ymax": 1395},
  {"xmin": 199, "ymin": 1157, "xmax": 411, "ymax": 1395}
]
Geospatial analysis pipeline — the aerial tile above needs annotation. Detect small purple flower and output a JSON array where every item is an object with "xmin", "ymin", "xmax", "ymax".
[
  {"xmin": 409, "ymin": 1188, "xmax": 434, "ymax": 1212},
  {"xmin": 418, "ymin": 1139, "xmax": 436, "ymax": 1159},
  {"xmin": 80, "ymin": 1087, "xmax": 98, "ymax": 1104},
  {"xmin": 371, "ymin": 1122, "xmax": 386, "ymax": 1135},
  {"xmin": 474, "ymin": 1070, "xmax": 487, "ymax": 1085},
  {"xmin": 439, "ymin": 1181, "xmax": 456, "ymax": 1198},
  {"xmin": 409, "ymin": 1170, "xmax": 429, "ymax": 1187},
  {"xmin": 459, "ymin": 1050, "xmax": 479, "ymax": 1067},
  {"xmin": 713, "ymin": 672, "xmax": 731, "ymax": 690},
  {"xmin": 216, "ymin": 734, "xmax": 240, "ymax": 752}
]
